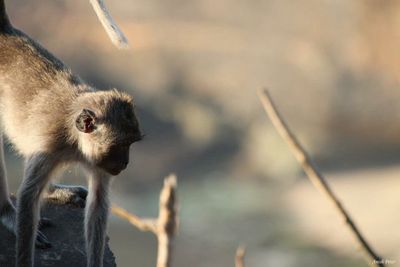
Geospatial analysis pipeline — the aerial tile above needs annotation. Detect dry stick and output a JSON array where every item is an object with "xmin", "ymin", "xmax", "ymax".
[
  {"xmin": 235, "ymin": 246, "xmax": 246, "ymax": 267},
  {"xmin": 111, "ymin": 205, "xmax": 157, "ymax": 233},
  {"xmin": 156, "ymin": 174, "xmax": 178, "ymax": 267},
  {"xmin": 257, "ymin": 89, "xmax": 384, "ymax": 267},
  {"xmin": 89, "ymin": 0, "xmax": 129, "ymax": 49},
  {"xmin": 111, "ymin": 174, "xmax": 178, "ymax": 267}
]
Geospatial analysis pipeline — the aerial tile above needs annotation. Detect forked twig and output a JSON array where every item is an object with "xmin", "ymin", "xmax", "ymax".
[
  {"xmin": 111, "ymin": 174, "xmax": 178, "ymax": 267},
  {"xmin": 235, "ymin": 246, "xmax": 246, "ymax": 267},
  {"xmin": 258, "ymin": 89, "xmax": 384, "ymax": 267},
  {"xmin": 89, "ymin": 0, "xmax": 129, "ymax": 49}
]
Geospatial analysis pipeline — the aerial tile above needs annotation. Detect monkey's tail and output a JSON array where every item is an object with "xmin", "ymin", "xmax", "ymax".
[{"xmin": 0, "ymin": 0, "xmax": 11, "ymax": 31}]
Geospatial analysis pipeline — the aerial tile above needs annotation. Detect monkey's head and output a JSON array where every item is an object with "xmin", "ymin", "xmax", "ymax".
[{"xmin": 73, "ymin": 90, "xmax": 142, "ymax": 175}]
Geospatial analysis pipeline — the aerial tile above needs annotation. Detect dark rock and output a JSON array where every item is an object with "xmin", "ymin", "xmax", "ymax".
[{"xmin": 0, "ymin": 198, "xmax": 116, "ymax": 267}]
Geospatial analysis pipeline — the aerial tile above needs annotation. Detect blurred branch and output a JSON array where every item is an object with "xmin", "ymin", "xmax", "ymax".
[
  {"xmin": 89, "ymin": 0, "xmax": 129, "ymax": 49},
  {"xmin": 235, "ymin": 246, "xmax": 246, "ymax": 267},
  {"xmin": 111, "ymin": 174, "xmax": 179, "ymax": 267},
  {"xmin": 111, "ymin": 205, "xmax": 157, "ymax": 233},
  {"xmin": 156, "ymin": 174, "xmax": 178, "ymax": 267},
  {"xmin": 258, "ymin": 89, "xmax": 385, "ymax": 267}
]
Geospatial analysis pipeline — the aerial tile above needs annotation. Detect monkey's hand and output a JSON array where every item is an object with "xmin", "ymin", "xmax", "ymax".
[
  {"xmin": 0, "ymin": 201, "xmax": 52, "ymax": 248},
  {"xmin": 45, "ymin": 184, "xmax": 88, "ymax": 208}
]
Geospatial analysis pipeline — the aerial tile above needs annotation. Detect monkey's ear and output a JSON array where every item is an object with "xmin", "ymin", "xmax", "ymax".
[{"xmin": 76, "ymin": 109, "xmax": 96, "ymax": 133}]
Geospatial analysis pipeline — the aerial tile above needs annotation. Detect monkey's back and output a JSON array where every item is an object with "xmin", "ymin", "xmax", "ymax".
[{"xmin": 0, "ymin": 28, "xmax": 83, "ymax": 155}]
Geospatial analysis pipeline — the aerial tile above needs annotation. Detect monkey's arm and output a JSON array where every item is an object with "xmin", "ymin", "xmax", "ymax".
[
  {"xmin": 85, "ymin": 170, "xmax": 110, "ymax": 267},
  {"xmin": 16, "ymin": 154, "xmax": 58, "ymax": 267}
]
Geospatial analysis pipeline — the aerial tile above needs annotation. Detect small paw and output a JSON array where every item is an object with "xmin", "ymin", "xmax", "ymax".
[
  {"xmin": 38, "ymin": 217, "xmax": 53, "ymax": 229},
  {"xmin": 1, "ymin": 202, "xmax": 52, "ymax": 249},
  {"xmin": 0, "ymin": 202, "xmax": 16, "ymax": 233},
  {"xmin": 35, "ymin": 230, "xmax": 51, "ymax": 249},
  {"xmin": 69, "ymin": 186, "xmax": 88, "ymax": 202},
  {"xmin": 73, "ymin": 186, "xmax": 88, "ymax": 199},
  {"xmin": 69, "ymin": 193, "xmax": 86, "ymax": 208},
  {"xmin": 46, "ymin": 184, "xmax": 88, "ymax": 208}
]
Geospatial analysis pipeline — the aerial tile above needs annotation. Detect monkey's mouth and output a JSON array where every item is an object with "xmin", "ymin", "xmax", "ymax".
[
  {"xmin": 97, "ymin": 159, "xmax": 128, "ymax": 176},
  {"xmin": 102, "ymin": 163, "xmax": 128, "ymax": 176},
  {"xmin": 106, "ymin": 167, "xmax": 124, "ymax": 176}
]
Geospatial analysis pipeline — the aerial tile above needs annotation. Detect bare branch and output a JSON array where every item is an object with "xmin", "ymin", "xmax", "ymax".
[
  {"xmin": 258, "ymin": 89, "xmax": 385, "ymax": 267},
  {"xmin": 89, "ymin": 0, "xmax": 129, "ymax": 49},
  {"xmin": 235, "ymin": 246, "xmax": 246, "ymax": 267},
  {"xmin": 111, "ymin": 205, "xmax": 157, "ymax": 233},
  {"xmin": 111, "ymin": 174, "xmax": 179, "ymax": 267},
  {"xmin": 156, "ymin": 174, "xmax": 178, "ymax": 267}
]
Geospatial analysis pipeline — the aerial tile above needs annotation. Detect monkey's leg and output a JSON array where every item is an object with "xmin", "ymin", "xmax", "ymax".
[
  {"xmin": 85, "ymin": 171, "xmax": 110, "ymax": 267},
  {"xmin": 0, "ymin": 133, "xmax": 15, "ymax": 232},
  {"xmin": 0, "ymin": 135, "xmax": 52, "ymax": 249},
  {"xmin": 16, "ymin": 154, "xmax": 57, "ymax": 267},
  {"xmin": 45, "ymin": 183, "xmax": 88, "ymax": 208}
]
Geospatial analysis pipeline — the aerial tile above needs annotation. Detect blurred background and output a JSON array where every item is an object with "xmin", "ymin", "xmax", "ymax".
[{"xmin": 4, "ymin": 0, "xmax": 400, "ymax": 266}]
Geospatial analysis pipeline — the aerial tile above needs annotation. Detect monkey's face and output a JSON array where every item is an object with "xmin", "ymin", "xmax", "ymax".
[
  {"xmin": 75, "ymin": 98, "xmax": 142, "ymax": 176},
  {"xmin": 96, "ymin": 144, "xmax": 132, "ymax": 175}
]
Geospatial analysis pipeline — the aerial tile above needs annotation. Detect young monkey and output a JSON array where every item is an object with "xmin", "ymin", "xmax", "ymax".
[{"xmin": 0, "ymin": 1, "xmax": 142, "ymax": 266}]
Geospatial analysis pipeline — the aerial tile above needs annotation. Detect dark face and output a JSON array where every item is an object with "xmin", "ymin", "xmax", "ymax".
[
  {"xmin": 97, "ymin": 144, "xmax": 131, "ymax": 175},
  {"xmin": 76, "ymin": 102, "xmax": 142, "ymax": 176},
  {"xmin": 94, "ymin": 127, "xmax": 143, "ymax": 176},
  {"xmin": 95, "ymin": 122, "xmax": 143, "ymax": 174}
]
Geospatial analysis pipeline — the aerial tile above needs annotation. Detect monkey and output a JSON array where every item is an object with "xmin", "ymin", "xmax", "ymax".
[{"xmin": 0, "ymin": 1, "xmax": 142, "ymax": 266}]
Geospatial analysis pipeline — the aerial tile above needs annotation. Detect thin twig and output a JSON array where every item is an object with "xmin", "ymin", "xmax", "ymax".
[
  {"xmin": 111, "ymin": 205, "xmax": 157, "ymax": 233},
  {"xmin": 111, "ymin": 174, "xmax": 178, "ymax": 267},
  {"xmin": 156, "ymin": 174, "xmax": 178, "ymax": 267},
  {"xmin": 89, "ymin": 0, "xmax": 129, "ymax": 49},
  {"xmin": 235, "ymin": 246, "xmax": 246, "ymax": 267},
  {"xmin": 258, "ymin": 89, "xmax": 384, "ymax": 267}
]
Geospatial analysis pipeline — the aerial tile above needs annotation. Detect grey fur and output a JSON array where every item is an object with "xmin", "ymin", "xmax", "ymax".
[
  {"xmin": 84, "ymin": 169, "xmax": 110, "ymax": 267},
  {"xmin": 16, "ymin": 153, "xmax": 60, "ymax": 266},
  {"xmin": 0, "ymin": 1, "xmax": 141, "ymax": 266},
  {"xmin": 0, "ymin": 134, "xmax": 8, "ymax": 204}
]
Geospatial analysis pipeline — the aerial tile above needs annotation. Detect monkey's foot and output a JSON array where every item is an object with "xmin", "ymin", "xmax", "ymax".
[
  {"xmin": 0, "ymin": 201, "xmax": 16, "ymax": 233},
  {"xmin": 35, "ymin": 230, "xmax": 51, "ymax": 249},
  {"xmin": 38, "ymin": 217, "xmax": 53, "ymax": 228},
  {"xmin": 46, "ymin": 184, "xmax": 88, "ymax": 208},
  {"xmin": 0, "ymin": 201, "xmax": 51, "ymax": 248}
]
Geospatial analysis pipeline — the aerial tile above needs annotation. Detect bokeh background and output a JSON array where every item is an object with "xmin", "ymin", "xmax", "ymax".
[{"xmin": 4, "ymin": 0, "xmax": 400, "ymax": 266}]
